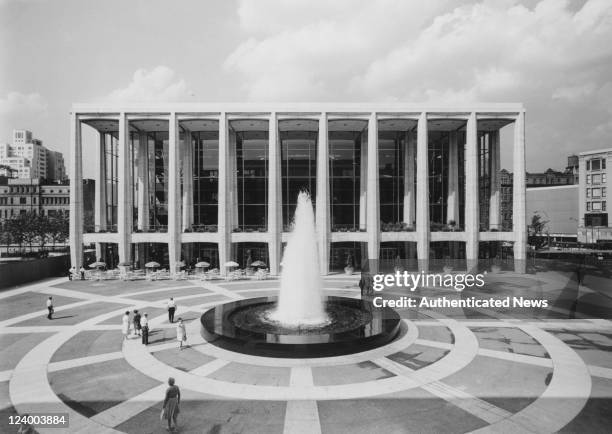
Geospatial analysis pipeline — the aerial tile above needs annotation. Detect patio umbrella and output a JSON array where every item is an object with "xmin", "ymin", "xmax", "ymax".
[
  {"xmin": 89, "ymin": 261, "xmax": 106, "ymax": 268},
  {"xmin": 224, "ymin": 261, "xmax": 239, "ymax": 268},
  {"xmin": 145, "ymin": 261, "xmax": 160, "ymax": 268},
  {"xmin": 176, "ymin": 260, "xmax": 186, "ymax": 267},
  {"xmin": 250, "ymin": 260, "xmax": 266, "ymax": 268},
  {"xmin": 195, "ymin": 261, "xmax": 210, "ymax": 268}
]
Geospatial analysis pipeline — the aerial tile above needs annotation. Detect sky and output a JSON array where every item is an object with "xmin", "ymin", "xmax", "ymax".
[{"xmin": 1, "ymin": 0, "xmax": 612, "ymax": 174}]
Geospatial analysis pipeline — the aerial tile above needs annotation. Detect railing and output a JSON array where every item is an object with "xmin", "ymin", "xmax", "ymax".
[
  {"xmin": 331, "ymin": 224, "xmax": 364, "ymax": 232},
  {"xmin": 133, "ymin": 225, "xmax": 167, "ymax": 233},
  {"xmin": 232, "ymin": 225, "xmax": 268, "ymax": 233},
  {"xmin": 85, "ymin": 225, "xmax": 118, "ymax": 233},
  {"xmin": 185, "ymin": 225, "xmax": 218, "ymax": 233},
  {"xmin": 381, "ymin": 222, "xmax": 416, "ymax": 232}
]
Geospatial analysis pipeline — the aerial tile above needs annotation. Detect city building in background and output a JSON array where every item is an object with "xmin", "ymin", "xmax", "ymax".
[
  {"xmin": 0, "ymin": 129, "xmax": 66, "ymax": 181},
  {"xmin": 578, "ymin": 148, "xmax": 611, "ymax": 244},
  {"xmin": 0, "ymin": 177, "xmax": 94, "ymax": 224},
  {"xmin": 69, "ymin": 103, "xmax": 527, "ymax": 274}
]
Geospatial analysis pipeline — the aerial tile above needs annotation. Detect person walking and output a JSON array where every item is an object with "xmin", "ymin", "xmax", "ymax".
[
  {"xmin": 46, "ymin": 297, "xmax": 54, "ymax": 320},
  {"xmin": 79, "ymin": 266, "xmax": 85, "ymax": 280},
  {"xmin": 167, "ymin": 297, "xmax": 177, "ymax": 323},
  {"xmin": 133, "ymin": 310, "xmax": 142, "ymax": 337},
  {"xmin": 68, "ymin": 266, "xmax": 74, "ymax": 281},
  {"xmin": 121, "ymin": 311, "xmax": 130, "ymax": 341},
  {"xmin": 161, "ymin": 377, "xmax": 181, "ymax": 431},
  {"xmin": 176, "ymin": 318, "xmax": 187, "ymax": 350},
  {"xmin": 141, "ymin": 313, "xmax": 149, "ymax": 345}
]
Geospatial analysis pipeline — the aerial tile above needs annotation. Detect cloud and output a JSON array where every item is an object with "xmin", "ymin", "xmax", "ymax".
[
  {"xmin": 0, "ymin": 91, "xmax": 48, "ymax": 116},
  {"xmin": 103, "ymin": 66, "xmax": 192, "ymax": 103},
  {"xmin": 224, "ymin": 0, "xmax": 612, "ymax": 170}
]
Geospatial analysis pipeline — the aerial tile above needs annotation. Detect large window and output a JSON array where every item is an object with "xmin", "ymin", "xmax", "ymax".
[
  {"xmin": 329, "ymin": 120, "xmax": 366, "ymax": 231},
  {"xmin": 104, "ymin": 133, "xmax": 118, "ymax": 230},
  {"xmin": 378, "ymin": 129, "xmax": 404, "ymax": 227},
  {"xmin": 280, "ymin": 121, "xmax": 317, "ymax": 229},
  {"xmin": 149, "ymin": 132, "xmax": 169, "ymax": 230},
  {"xmin": 234, "ymin": 121, "xmax": 268, "ymax": 231},
  {"xmin": 193, "ymin": 130, "xmax": 219, "ymax": 228},
  {"xmin": 428, "ymin": 131, "xmax": 449, "ymax": 227}
]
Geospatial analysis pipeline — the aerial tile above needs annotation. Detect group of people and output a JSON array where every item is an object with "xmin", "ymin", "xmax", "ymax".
[
  {"xmin": 67, "ymin": 266, "xmax": 86, "ymax": 281},
  {"xmin": 119, "ymin": 298, "xmax": 187, "ymax": 349}
]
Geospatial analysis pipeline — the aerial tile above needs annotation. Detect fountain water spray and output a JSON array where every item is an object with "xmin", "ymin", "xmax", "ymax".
[{"xmin": 269, "ymin": 191, "xmax": 328, "ymax": 325}]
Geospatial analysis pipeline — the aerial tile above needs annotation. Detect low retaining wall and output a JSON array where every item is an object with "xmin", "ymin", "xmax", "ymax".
[{"xmin": 0, "ymin": 255, "xmax": 70, "ymax": 289}]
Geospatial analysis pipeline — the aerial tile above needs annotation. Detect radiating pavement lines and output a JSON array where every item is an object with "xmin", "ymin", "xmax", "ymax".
[
  {"xmin": 0, "ymin": 299, "xmax": 95, "ymax": 328},
  {"xmin": 197, "ymin": 281, "xmax": 245, "ymax": 300},
  {"xmin": 374, "ymin": 357, "xmax": 516, "ymax": 427},
  {"xmin": 47, "ymin": 351, "xmax": 124, "ymax": 372},
  {"xmin": 284, "ymin": 366, "xmax": 321, "ymax": 434},
  {"xmin": 9, "ymin": 328, "xmax": 120, "ymax": 434},
  {"xmin": 90, "ymin": 358, "xmax": 230, "ymax": 428},
  {"xmin": 470, "ymin": 325, "xmax": 592, "ymax": 434},
  {"xmin": 0, "ymin": 277, "xmax": 67, "ymax": 300}
]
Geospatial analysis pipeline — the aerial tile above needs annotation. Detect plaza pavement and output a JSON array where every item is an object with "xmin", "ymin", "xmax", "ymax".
[{"xmin": 0, "ymin": 270, "xmax": 611, "ymax": 433}]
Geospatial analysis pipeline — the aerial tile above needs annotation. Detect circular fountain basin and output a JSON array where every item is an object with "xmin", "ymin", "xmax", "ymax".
[{"xmin": 200, "ymin": 296, "xmax": 401, "ymax": 358}]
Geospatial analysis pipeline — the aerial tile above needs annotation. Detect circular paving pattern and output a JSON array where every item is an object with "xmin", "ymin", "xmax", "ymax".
[{"xmin": 1, "ymin": 275, "xmax": 611, "ymax": 433}]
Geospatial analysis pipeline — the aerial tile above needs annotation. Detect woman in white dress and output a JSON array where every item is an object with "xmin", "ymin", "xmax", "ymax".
[
  {"xmin": 176, "ymin": 318, "xmax": 187, "ymax": 350},
  {"xmin": 121, "ymin": 311, "xmax": 130, "ymax": 340}
]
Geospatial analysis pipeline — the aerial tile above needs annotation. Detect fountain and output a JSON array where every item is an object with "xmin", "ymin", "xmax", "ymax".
[{"xmin": 201, "ymin": 192, "xmax": 400, "ymax": 358}]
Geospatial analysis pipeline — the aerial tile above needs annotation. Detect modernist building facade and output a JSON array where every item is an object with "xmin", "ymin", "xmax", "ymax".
[{"xmin": 69, "ymin": 103, "xmax": 527, "ymax": 274}]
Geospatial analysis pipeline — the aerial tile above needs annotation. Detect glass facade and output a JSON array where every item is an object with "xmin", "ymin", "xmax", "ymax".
[
  {"xmin": 280, "ymin": 122, "xmax": 317, "ymax": 229},
  {"xmin": 104, "ymin": 133, "xmax": 118, "ymax": 230},
  {"xmin": 192, "ymin": 130, "xmax": 219, "ymax": 228},
  {"xmin": 428, "ymin": 131, "xmax": 449, "ymax": 228},
  {"xmin": 378, "ymin": 129, "xmax": 405, "ymax": 228},
  {"xmin": 329, "ymin": 121, "xmax": 366, "ymax": 231},
  {"xmin": 233, "ymin": 123, "xmax": 268, "ymax": 231},
  {"xmin": 149, "ymin": 132, "xmax": 169, "ymax": 230},
  {"xmin": 478, "ymin": 131, "xmax": 491, "ymax": 230}
]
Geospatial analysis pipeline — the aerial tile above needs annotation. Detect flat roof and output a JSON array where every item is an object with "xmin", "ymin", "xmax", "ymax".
[
  {"xmin": 579, "ymin": 148, "xmax": 612, "ymax": 156},
  {"xmin": 71, "ymin": 102, "xmax": 525, "ymax": 114},
  {"xmin": 526, "ymin": 184, "xmax": 579, "ymax": 192}
]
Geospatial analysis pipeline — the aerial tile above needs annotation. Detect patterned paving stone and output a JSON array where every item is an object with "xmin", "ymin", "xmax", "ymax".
[
  {"xmin": 0, "ymin": 291, "xmax": 82, "ymax": 322},
  {"xmin": 317, "ymin": 392, "xmax": 487, "ymax": 434},
  {"xmin": 48, "ymin": 359, "xmax": 160, "ymax": 417},
  {"xmin": 53, "ymin": 279, "xmax": 188, "ymax": 295},
  {"xmin": 0, "ymin": 332, "xmax": 53, "ymax": 371},
  {"xmin": 133, "ymin": 287, "xmax": 209, "ymax": 302},
  {"xmin": 312, "ymin": 361, "xmax": 395, "ymax": 386},
  {"xmin": 13, "ymin": 301, "xmax": 128, "ymax": 326},
  {"xmin": 387, "ymin": 344, "xmax": 450, "ymax": 370},
  {"xmin": 208, "ymin": 362, "xmax": 291, "ymax": 386},
  {"xmin": 417, "ymin": 324, "xmax": 454, "ymax": 344},
  {"xmin": 549, "ymin": 329, "xmax": 612, "ymax": 368},
  {"xmin": 0, "ymin": 382, "xmax": 19, "ymax": 434},
  {"xmin": 152, "ymin": 347, "xmax": 215, "ymax": 372},
  {"xmin": 98, "ymin": 307, "xmax": 168, "ymax": 326},
  {"xmin": 116, "ymin": 391, "xmax": 286, "ymax": 434},
  {"xmin": 51, "ymin": 330, "xmax": 123, "ymax": 363},
  {"xmin": 471, "ymin": 326, "xmax": 550, "ymax": 358},
  {"xmin": 558, "ymin": 377, "xmax": 612, "ymax": 433},
  {"xmin": 442, "ymin": 355, "xmax": 553, "ymax": 413}
]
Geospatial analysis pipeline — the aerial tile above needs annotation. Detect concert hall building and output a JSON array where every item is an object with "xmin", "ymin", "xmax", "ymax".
[{"xmin": 68, "ymin": 103, "xmax": 527, "ymax": 274}]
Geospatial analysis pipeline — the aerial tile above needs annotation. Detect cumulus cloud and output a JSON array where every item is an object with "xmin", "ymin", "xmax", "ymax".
[
  {"xmin": 224, "ymin": 0, "xmax": 612, "ymax": 169},
  {"xmin": 103, "ymin": 66, "xmax": 192, "ymax": 103}
]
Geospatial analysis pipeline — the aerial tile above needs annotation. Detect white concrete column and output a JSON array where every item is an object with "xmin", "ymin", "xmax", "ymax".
[
  {"xmin": 513, "ymin": 111, "xmax": 527, "ymax": 271},
  {"xmin": 182, "ymin": 129, "xmax": 194, "ymax": 231},
  {"xmin": 218, "ymin": 113, "xmax": 232, "ymax": 271},
  {"xmin": 168, "ymin": 113, "xmax": 181, "ymax": 274},
  {"xmin": 447, "ymin": 130, "xmax": 460, "ymax": 226},
  {"xmin": 489, "ymin": 130, "xmax": 501, "ymax": 230},
  {"xmin": 403, "ymin": 130, "xmax": 416, "ymax": 228},
  {"xmin": 268, "ymin": 112, "xmax": 282, "ymax": 275},
  {"xmin": 359, "ymin": 132, "xmax": 368, "ymax": 230},
  {"xmin": 316, "ymin": 113, "xmax": 330, "ymax": 275},
  {"xmin": 95, "ymin": 132, "xmax": 107, "ymax": 232},
  {"xmin": 69, "ymin": 112, "xmax": 83, "ymax": 269},
  {"xmin": 465, "ymin": 113, "xmax": 479, "ymax": 270},
  {"xmin": 229, "ymin": 129, "xmax": 238, "ymax": 229},
  {"xmin": 137, "ymin": 132, "xmax": 149, "ymax": 231},
  {"xmin": 117, "ymin": 113, "xmax": 132, "ymax": 265},
  {"xmin": 366, "ymin": 113, "xmax": 380, "ymax": 271},
  {"xmin": 416, "ymin": 112, "xmax": 430, "ymax": 270}
]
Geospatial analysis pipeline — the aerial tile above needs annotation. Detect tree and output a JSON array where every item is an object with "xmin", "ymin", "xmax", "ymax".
[
  {"xmin": 49, "ymin": 213, "xmax": 69, "ymax": 249},
  {"xmin": 32, "ymin": 214, "xmax": 52, "ymax": 252},
  {"xmin": 529, "ymin": 213, "xmax": 549, "ymax": 249}
]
